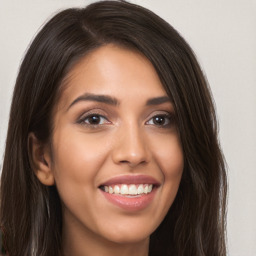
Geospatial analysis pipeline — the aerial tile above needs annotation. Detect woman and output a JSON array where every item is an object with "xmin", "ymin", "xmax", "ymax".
[{"xmin": 0, "ymin": 1, "xmax": 227, "ymax": 255}]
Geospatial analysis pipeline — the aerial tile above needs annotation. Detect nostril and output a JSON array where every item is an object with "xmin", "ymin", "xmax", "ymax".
[
  {"xmin": 120, "ymin": 160, "xmax": 129, "ymax": 163},
  {"xmin": 118, "ymin": 159, "xmax": 147, "ymax": 168}
]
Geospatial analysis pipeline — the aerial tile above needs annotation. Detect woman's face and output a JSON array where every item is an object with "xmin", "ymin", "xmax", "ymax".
[{"xmin": 48, "ymin": 45, "xmax": 183, "ymax": 246}]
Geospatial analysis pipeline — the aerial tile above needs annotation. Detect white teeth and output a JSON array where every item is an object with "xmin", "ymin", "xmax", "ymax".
[
  {"xmin": 109, "ymin": 186, "xmax": 114, "ymax": 194},
  {"xmin": 114, "ymin": 185, "xmax": 120, "ymax": 194},
  {"xmin": 128, "ymin": 184, "xmax": 137, "ymax": 195},
  {"xmin": 120, "ymin": 184, "xmax": 129, "ymax": 195},
  {"xmin": 137, "ymin": 184, "xmax": 144, "ymax": 194},
  {"xmin": 103, "ymin": 184, "xmax": 154, "ymax": 195}
]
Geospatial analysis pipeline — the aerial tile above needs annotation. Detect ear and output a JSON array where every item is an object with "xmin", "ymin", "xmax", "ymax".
[{"xmin": 28, "ymin": 133, "xmax": 55, "ymax": 186}]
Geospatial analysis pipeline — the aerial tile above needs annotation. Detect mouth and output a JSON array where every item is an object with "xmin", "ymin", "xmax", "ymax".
[
  {"xmin": 99, "ymin": 183, "xmax": 155, "ymax": 197},
  {"xmin": 98, "ymin": 175, "xmax": 160, "ymax": 211}
]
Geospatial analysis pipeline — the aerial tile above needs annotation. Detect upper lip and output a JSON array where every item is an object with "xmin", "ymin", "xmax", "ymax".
[{"xmin": 99, "ymin": 174, "xmax": 161, "ymax": 187}]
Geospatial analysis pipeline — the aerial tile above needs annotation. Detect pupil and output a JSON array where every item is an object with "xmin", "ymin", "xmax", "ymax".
[
  {"xmin": 89, "ymin": 115, "xmax": 100, "ymax": 124},
  {"xmin": 154, "ymin": 116, "xmax": 165, "ymax": 125}
]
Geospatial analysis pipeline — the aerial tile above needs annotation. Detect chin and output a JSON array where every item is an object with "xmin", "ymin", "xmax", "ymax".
[
  {"xmin": 99, "ymin": 223, "xmax": 154, "ymax": 245},
  {"xmin": 107, "ymin": 234, "xmax": 149, "ymax": 245}
]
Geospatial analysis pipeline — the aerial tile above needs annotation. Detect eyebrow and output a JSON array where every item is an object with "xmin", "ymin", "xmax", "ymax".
[
  {"xmin": 146, "ymin": 96, "xmax": 171, "ymax": 105},
  {"xmin": 67, "ymin": 93, "xmax": 119, "ymax": 110},
  {"xmin": 67, "ymin": 93, "xmax": 172, "ymax": 110}
]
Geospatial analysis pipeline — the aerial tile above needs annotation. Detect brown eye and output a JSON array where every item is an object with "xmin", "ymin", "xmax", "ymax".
[
  {"xmin": 152, "ymin": 116, "xmax": 167, "ymax": 125},
  {"xmin": 87, "ymin": 115, "xmax": 101, "ymax": 124},
  {"xmin": 146, "ymin": 114, "xmax": 173, "ymax": 127},
  {"xmin": 80, "ymin": 114, "xmax": 109, "ymax": 125}
]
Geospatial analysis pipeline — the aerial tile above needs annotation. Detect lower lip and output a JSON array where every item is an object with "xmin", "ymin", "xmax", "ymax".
[{"xmin": 100, "ymin": 188, "xmax": 157, "ymax": 211}]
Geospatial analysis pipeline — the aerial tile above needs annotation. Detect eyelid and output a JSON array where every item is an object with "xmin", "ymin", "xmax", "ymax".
[
  {"xmin": 78, "ymin": 114, "xmax": 111, "ymax": 127},
  {"xmin": 145, "ymin": 111, "xmax": 175, "ymax": 126},
  {"xmin": 77, "ymin": 106, "xmax": 108, "ymax": 118},
  {"xmin": 146, "ymin": 110, "xmax": 174, "ymax": 120},
  {"xmin": 76, "ymin": 108, "xmax": 111, "ymax": 124}
]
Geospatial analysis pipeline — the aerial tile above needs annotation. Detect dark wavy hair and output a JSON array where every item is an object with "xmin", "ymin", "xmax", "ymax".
[{"xmin": 0, "ymin": 1, "xmax": 227, "ymax": 255}]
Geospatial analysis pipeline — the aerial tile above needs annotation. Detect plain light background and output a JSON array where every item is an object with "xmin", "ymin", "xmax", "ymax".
[{"xmin": 0, "ymin": 0, "xmax": 255, "ymax": 255}]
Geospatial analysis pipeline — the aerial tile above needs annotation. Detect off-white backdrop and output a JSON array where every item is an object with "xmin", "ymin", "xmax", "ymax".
[{"xmin": 0, "ymin": 0, "xmax": 255, "ymax": 255}]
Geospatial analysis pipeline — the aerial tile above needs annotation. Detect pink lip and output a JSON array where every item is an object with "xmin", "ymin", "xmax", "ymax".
[
  {"xmin": 99, "ymin": 175, "xmax": 160, "ymax": 211},
  {"xmin": 100, "ymin": 188, "xmax": 158, "ymax": 211}
]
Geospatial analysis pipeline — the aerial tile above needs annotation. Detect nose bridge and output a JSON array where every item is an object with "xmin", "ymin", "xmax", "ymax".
[{"xmin": 112, "ymin": 120, "xmax": 149, "ymax": 167}]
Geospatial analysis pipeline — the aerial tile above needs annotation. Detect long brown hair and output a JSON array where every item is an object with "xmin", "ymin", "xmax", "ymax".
[{"xmin": 0, "ymin": 1, "xmax": 227, "ymax": 255}]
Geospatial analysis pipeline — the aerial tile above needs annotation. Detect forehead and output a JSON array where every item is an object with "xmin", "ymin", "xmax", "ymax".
[{"xmin": 58, "ymin": 44, "xmax": 168, "ymax": 109}]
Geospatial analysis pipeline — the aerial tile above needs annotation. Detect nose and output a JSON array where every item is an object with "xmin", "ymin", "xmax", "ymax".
[{"xmin": 112, "ymin": 122, "xmax": 150, "ymax": 168}]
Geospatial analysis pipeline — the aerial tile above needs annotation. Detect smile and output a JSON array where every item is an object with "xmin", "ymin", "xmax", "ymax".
[
  {"xmin": 100, "ymin": 184, "xmax": 154, "ymax": 196},
  {"xmin": 99, "ymin": 175, "xmax": 160, "ymax": 211}
]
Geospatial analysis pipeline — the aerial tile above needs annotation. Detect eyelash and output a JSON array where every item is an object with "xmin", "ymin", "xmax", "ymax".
[
  {"xmin": 77, "ymin": 112, "xmax": 175, "ymax": 128},
  {"xmin": 146, "ymin": 113, "xmax": 174, "ymax": 127},
  {"xmin": 77, "ymin": 113, "xmax": 110, "ymax": 126}
]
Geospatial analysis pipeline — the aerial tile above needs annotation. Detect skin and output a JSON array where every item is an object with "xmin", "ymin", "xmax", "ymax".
[{"xmin": 32, "ymin": 44, "xmax": 184, "ymax": 256}]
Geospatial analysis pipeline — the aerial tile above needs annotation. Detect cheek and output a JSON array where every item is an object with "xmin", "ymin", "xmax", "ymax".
[
  {"xmin": 50, "ymin": 130, "xmax": 111, "ymax": 205},
  {"xmin": 160, "ymin": 137, "xmax": 183, "ymax": 196},
  {"xmin": 50, "ymin": 130, "xmax": 113, "ymax": 228},
  {"xmin": 52, "ymin": 130, "xmax": 108, "ymax": 179},
  {"xmin": 152, "ymin": 134, "xmax": 184, "ymax": 178},
  {"xmin": 151, "ymin": 134, "xmax": 184, "ymax": 212}
]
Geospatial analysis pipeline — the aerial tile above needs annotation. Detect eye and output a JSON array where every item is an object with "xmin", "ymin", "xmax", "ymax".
[
  {"xmin": 146, "ymin": 114, "xmax": 173, "ymax": 127},
  {"xmin": 79, "ymin": 114, "xmax": 110, "ymax": 125}
]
